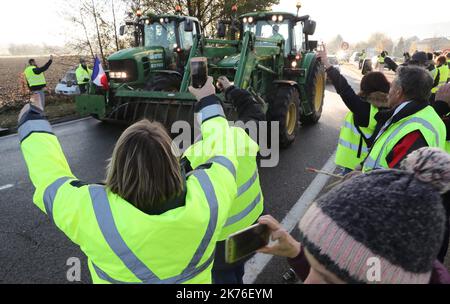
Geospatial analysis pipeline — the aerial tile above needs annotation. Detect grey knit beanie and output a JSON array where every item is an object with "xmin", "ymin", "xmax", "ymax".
[{"xmin": 299, "ymin": 167, "xmax": 447, "ymax": 284}]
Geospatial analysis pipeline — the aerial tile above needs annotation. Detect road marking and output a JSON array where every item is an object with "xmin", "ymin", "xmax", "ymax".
[
  {"xmin": 0, "ymin": 184, "xmax": 14, "ymax": 191},
  {"xmin": 243, "ymin": 152, "xmax": 337, "ymax": 284}
]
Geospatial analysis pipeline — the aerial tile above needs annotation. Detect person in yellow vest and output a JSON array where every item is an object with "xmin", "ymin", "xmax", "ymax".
[
  {"xmin": 447, "ymin": 53, "xmax": 450, "ymax": 71},
  {"xmin": 317, "ymin": 46, "xmax": 391, "ymax": 174},
  {"xmin": 376, "ymin": 51, "xmax": 387, "ymax": 72},
  {"xmin": 75, "ymin": 58, "xmax": 93, "ymax": 94},
  {"xmin": 23, "ymin": 55, "xmax": 53, "ymax": 105},
  {"xmin": 431, "ymin": 56, "xmax": 450, "ymax": 102},
  {"xmin": 362, "ymin": 65, "xmax": 446, "ymax": 172},
  {"xmin": 183, "ymin": 76, "xmax": 265, "ymax": 284},
  {"xmin": 431, "ymin": 83, "xmax": 450, "ymax": 153},
  {"xmin": 18, "ymin": 76, "xmax": 244, "ymax": 284}
]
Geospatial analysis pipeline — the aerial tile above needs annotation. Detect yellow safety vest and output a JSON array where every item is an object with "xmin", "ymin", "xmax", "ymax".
[
  {"xmin": 335, "ymin": 105, "xmax": 378, "ymax": 170},
  {"xmin": 362, "ymin": 105, "xmax": 446, "ymax": 172},
  {"xmin": 184, "ymin": 126, "xmax": 263, "ymax": 241},
  {"xmin": 19, "ymin": 104, "xmax": 239, "ymax": 284},
  {"xmin": 378, "ymin": 56, "xmax": 385, "ymax": 64},
  {"xmin": 76, "ymin": 64, "xmax": 92, "ymax": 85},
  {"xmin": 24, "ymin": 66, "xmax": 46, "ymax": 87},
  {"xmin": 432, "ymin": 65, "xmax": 450, "ymax": 93}
]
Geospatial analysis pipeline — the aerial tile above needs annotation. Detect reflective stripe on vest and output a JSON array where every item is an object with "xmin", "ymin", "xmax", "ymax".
[
  {"xmin": 207, "ymin": 156, "xmax": 236, "ymax": 180},
  {"xmin": 89, "ymin": 157, "xmax": 233, "ymax": 284},
  {"xmin": 343, "ymin": 120, "xmax": 371, "ymax": 138},
  {"xmin": 338, "ymin": 138, "xmax": 369, "ymax": 154},
  {"xmin": 197, "ymin": 105, "xmax": 225, "ymax": 124},
  {"xmin": 43, "ymin": 177, "xmax": 71, "ymax": 221},
  {"xmin": 224, "ymin": 192, "xmax": 262, "ymax": 228},
  {"xmin": 24, "ymin": 66, "xmax": 46, "ymax": 87},
  {"xmin": 363, "ymin": 117, "xmax": 441, "ymax": 171},
  {"xmin": 18, "ymin": 119, "xmax": 53, "ymax": 142},
  {"xmin": 237, "ymin": 170, "xmax": 258, "ymax": 197}
]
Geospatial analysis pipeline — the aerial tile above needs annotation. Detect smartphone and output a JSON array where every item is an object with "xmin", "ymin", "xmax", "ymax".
[
  {"xmin": 190, "ymin": 57, "xmax": 208, "ymax": 89},
  {"xmin": 225, "ymin": 223, "xmax": 271, "ymax": 264}
]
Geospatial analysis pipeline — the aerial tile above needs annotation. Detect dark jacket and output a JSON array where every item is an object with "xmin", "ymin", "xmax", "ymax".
[{"xmin": 29, "ymin": 59, "xmax": 53, "ymax": 91}]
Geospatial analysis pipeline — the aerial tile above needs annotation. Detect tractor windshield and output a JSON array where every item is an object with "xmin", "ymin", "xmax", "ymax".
[
  {"xmin": 144, "ymin": 21, "xmax": 177, "ymax": 49},
  {"xmin": 243, "ymin": 20, "xmax": 290, "ymax": 55}
]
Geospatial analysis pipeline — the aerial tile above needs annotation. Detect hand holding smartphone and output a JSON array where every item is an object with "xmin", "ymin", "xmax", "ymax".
[
  {"xmin": 190, "ymin": 57, "xmax": 208, "ymax": 89},
  {"xmin": 225, "ymin": 223, "xmax": 271, "ymax": 264}
]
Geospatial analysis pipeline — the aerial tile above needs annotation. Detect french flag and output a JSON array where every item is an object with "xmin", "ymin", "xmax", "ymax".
[{"xmin": 92, "ymin": 56, "xmax": 109, "ymax": 90}]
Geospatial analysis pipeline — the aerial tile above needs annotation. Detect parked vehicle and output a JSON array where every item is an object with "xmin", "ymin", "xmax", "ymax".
[{"xmin": 55, "ymin": 69, "xmax": 81, "ymax": 96}]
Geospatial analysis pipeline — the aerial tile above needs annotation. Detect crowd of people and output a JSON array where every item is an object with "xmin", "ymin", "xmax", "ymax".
[{"xmin": 16, "ymin": 44, "xmax": 450, "ymax": 284}]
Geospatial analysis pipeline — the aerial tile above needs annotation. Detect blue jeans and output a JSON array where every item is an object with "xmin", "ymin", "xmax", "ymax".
[{"xmin": 212, "ymin": 264, "xmax": 245, "ymax": 284}]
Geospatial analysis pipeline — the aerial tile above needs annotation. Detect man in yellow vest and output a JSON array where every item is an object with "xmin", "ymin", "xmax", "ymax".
[
  {"xmin": 23, "ymin": 55, "xmax": 53, "ymax": 105},
  {"xmin": 377, "ymin": 51, "xmax": 386, "ymax": 72},
  {"xmin": 362, "ymin": 65, "xmax": 446, "ymax": 172},
  {"xmin": 18, "ymin": 76, "xmax": 246, "ymax": 284},
  {"xmin": 76, "ymin": 58, "xmax": 93, "ymax": 94},
  {"xmin": 431, "ymin": 56, "xmax": 450, "ymax": 101},
  {"xmin": 183, "ymin": 76, "xmax": 265, "ymax": 284}
]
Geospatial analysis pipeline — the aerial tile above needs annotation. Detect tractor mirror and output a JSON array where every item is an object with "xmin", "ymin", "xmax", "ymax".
[
  {"xmin": 119, "ymin": 25, "xmax": 126, "ymax": 36},
  {"xmin": 307, "ymin": 40, "xmax": 318, "ymax": 52},
  {"xmin": 217, "ymin": 21, "xmax": 226, "ymax": 38},
  {"xmin": 184, "ymin": 19, "xmax": 194, "ymax": 32},
  {"xmin": 303, "ymin": 20, "xmax": 316, "ymax": 36}
]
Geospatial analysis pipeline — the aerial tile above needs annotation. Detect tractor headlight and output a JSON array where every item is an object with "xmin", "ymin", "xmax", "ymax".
[
  {"xmin": 278, "ymin": 15, "xmax": 284, "ymax": 22},
  {"xmin": 291, "ymin": 61, "xmax": 298, "ymax": 68},
  {"xmin": 248, "ymin": 17, "xmax": 254, "ymax": 23},
  {"xmin": 160, "ymin": 18, "xmax": 164, "ymax": 23},
  {"xmin": 145, "ymin": 19, "xmax": 150, "ymax": 25},
  {"xmin": 110, "ymin": 71, "xmax": 128, "ymax": 79},
  {"xmin": 271, "ymin": 15, "xmax": 277, "ymax": 22},
  {"xmin": 243, "ymin": 17, "xmax": 248, "ymax": 23}
]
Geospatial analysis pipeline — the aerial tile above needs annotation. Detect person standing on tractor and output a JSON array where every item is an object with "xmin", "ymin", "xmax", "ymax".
[
  {"xmin": 76, "ymin": 58, "xmax": 93, "ymax": 94},
  {"xmin": 23, "ymin": 55, "xmax": 53, "ymax": 106}
]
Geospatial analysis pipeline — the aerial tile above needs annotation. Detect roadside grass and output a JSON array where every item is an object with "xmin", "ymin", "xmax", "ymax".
[{"xmin": 0, "ymin": 94, "xmax": 79, "ymax": 130}]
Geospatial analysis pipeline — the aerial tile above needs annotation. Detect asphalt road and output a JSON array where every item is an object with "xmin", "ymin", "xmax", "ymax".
[{"xmin": 0, "ymin": 66, "xmax": 357, "ymax": 284}]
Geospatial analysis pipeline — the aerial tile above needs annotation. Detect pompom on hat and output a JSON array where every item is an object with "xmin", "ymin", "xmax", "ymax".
[{"xmin": 299, "ymin": 149, "xmax": 450, "ymax": 284}]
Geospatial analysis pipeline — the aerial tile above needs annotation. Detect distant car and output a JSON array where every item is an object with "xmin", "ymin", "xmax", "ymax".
[
  {"xmin": 350, "ymin": 52, "xmax": 361, "ymax": 66},
  {"xmin": 55, "ymin": 69, "xmax": 81, "ymax": 96}
]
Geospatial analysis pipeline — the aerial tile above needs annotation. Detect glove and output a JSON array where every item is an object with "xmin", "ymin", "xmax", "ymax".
[
  {"xmin": 436, "ymin": 83, "xmax": 450, "ymax": 106},
  {"xmin": 188, "ymin": 76, "xmax": 215, "ymax": 101},
  {"xmin": 217, "ymin": 76, "xmax": 232, "ymax": 92}
]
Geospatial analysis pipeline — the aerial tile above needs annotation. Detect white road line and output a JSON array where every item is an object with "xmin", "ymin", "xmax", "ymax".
[
  {"xmin": 0, "ymin": 184, "xmax": 14, "ymax": 191},
  {"xmin": 243, "ymin": 152, "xmax": 337, "ymax": 284}
]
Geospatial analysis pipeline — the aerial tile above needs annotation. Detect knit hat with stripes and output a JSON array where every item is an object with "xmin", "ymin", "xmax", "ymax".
[{"xmin": 299, "ymin": 167, "xmax": 448, "ymax": 284}]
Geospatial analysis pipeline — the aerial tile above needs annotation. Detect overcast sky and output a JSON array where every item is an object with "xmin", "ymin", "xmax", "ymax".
[{"xmin": 0, "ymin": 0, "xmax": 449, "ymax": 46}]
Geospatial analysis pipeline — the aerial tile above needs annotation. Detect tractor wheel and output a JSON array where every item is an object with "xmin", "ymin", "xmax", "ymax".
[
  {"xmin": 267, "ymin": 86, "xmax": 300, "ymax": 149},
  {"xmin": 145, "ymin": 73, "xmax": 181, "ymax": 92},
  {"xmin": 300, "ymin": 61, "xmax": 325, "ymax": 125}
]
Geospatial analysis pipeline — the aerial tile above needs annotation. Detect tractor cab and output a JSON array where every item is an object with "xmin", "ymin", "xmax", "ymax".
[
  {"xmin": 239, "ymin": 12, "xmax": 317, "ymax": 57},
  {"xmin": 111, "ymin": 11, "xmax": 202, "ymax": 88}
]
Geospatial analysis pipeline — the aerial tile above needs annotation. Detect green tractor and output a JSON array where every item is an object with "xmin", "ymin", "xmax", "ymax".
[{"xmin": 76, "ymin": 9, "xmax": 325, "ymax": 148}]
